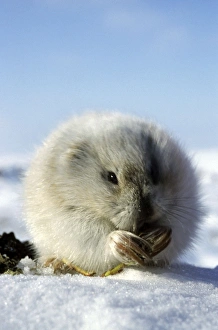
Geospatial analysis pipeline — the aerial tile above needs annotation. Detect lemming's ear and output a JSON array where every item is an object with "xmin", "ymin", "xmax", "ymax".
[{"xmin": 66, "ymin": 141, "xmax": 90, "ymax": 162}]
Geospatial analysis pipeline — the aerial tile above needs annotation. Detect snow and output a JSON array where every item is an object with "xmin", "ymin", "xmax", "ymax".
[
  {"xmin": 1, "ymin": 266, "xmax": 218, "ymax": 330},
  {"xmin": 0, "ymin": 150, "xmax": 218, "ymax": 330}
]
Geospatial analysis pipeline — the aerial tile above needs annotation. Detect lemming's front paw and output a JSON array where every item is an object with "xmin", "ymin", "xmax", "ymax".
[{"xmin": 108, "ymin": 227, "xmax": 172, "ymax": 266}]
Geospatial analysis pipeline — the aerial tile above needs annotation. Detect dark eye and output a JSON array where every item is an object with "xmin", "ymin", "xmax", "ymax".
[{"xmin": 107, "ymin": 171, "xmax": 118, "ymax": 185}]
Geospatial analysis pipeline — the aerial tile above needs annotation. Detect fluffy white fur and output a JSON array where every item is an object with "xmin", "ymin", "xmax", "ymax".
[{"xmin": 24, "ymin": 112, "xmax": 201, "ymax": 274}]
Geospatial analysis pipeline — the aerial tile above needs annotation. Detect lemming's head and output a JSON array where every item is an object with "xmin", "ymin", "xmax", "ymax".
[{"xmin": 44, "ymin": 113, "xmax": 199, "ymax": 244}]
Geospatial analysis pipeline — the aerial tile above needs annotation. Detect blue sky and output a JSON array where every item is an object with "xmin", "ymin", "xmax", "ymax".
[{"xmin": 0, "ymin": 0, "xmax": 217, "ymax": 154}]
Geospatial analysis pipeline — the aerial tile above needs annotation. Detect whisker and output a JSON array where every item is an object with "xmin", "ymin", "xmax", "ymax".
[
  {"xmin": 155, "ymin": 204, "xmax": 186, "ymax": 229},
  {"xmin": 164, "ymin": 209, "xmax": 188, "ymax": 225},
  {"xmin": 164, "ymin": 205, "xmax": 202, "ymax": 218},
  {"xmin": 163, "ymin": 197, "xmax": 200, "ymax": 203},
  {"xmin": 167, "ymin": 206, "xmax": 199, "ymax": 220},
  {"xmin": 155, "ymin": 201, "xmax": 200, "ymax": 232},
  {"xmin": 165, "ymin": 203, "xmax": 202, "ymax": 211}
]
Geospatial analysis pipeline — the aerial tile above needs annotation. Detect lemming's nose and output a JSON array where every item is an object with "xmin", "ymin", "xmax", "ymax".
[
  {"xmin": 135, "ymin": 194, "xmax": 155, "ymax": 234},
  {"xmin": 139, "ymin": 194, "xmax": 154, "ymax": 219}
]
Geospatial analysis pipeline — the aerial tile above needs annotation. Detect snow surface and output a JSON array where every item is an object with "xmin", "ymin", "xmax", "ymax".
[
  {"xmin": 0, "ymin": 150, "xmax": 218, "ymax": 330},
  {"xmin": 1, "ymin": 265, "xmax": 218, "ymax": 330}
]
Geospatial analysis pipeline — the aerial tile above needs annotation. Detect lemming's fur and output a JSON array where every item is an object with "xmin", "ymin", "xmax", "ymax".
[{"xmin": 24, "ymin": 112, "xmax": 201, "ymax": 274}]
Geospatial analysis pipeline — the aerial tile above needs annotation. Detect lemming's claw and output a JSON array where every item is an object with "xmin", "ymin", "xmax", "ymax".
[
  {"xmin": 101, "ymin": 263, "xmax": 125, "ymax": 277},
  {"xmin": 62, "ymin": 258, "xmax": 95, "ymax": 276},
  {"xmin": 44, "ymin": 258, "xmax": 95, "ymax": 276},
  {"xmin": 109, "ymin": 227, "xmax": 172, "ymax": 266},
  {"xmin": 108, "ymin": 231, "xmax": 152, "ymax": 266},
  {"xmin": 139, "ymin": 227, "xmax": 172, "ymax": 258}
]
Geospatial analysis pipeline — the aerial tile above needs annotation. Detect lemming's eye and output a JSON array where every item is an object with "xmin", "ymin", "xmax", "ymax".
[{"xmin": 107, "ymin": 171, "xmax": 118, "ymax": 185}]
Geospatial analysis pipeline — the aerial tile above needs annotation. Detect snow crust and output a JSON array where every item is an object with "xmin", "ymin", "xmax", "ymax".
[
  {"xmin": 0, "ymin": 150, "xmax": 218, "ymax": 329},
  {"xmin": 1, "ymin": 265, "xmax": 218, "ymax": 330}
]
